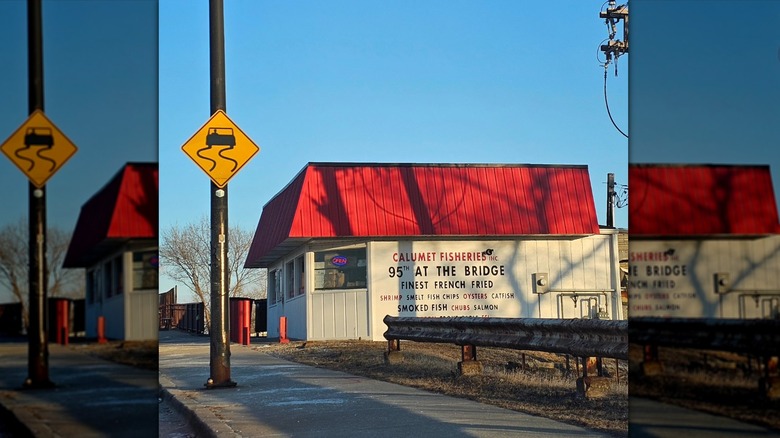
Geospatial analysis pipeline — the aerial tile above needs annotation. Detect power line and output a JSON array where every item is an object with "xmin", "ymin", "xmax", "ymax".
[{"xmin": 604, "ymin": 68, "xmax": 628, "ymax": 138}]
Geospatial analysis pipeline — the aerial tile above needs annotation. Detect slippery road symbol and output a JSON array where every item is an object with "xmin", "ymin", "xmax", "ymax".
[
  {"xmin": 197, "ymin": 127, "xmax": 238, "ymax": 172},
  {"xmin": 0, "ymin": 110, "xmax": 78, "ymax": 188},
  {"xmin": 180, "ymin": 110, "xmax": 259, "ymax": 188},
  {"xmin": 15, "ymin": 127, "xmax": 56, "ymax": 172}
]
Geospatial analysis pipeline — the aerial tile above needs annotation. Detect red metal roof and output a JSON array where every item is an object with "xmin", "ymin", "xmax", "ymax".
[
  {"xmin": 63, "ymin": 162, "xmax": 158, "ymax": 267},
  {"xmin": 246, "ymin": 163, "xmax": 601, "ymax": 268},
  {"xmin": 629, "ymin": 164, "xmax": 780, "ymax": 237}
]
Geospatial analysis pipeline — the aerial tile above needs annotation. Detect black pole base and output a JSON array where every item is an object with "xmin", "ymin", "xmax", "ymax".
[
  {"xmin": 204, "ymin": 378, "xmax": 237, "ymax": 389},
  {"xmin": 22, "ymin": 378, "xmax": 55, "ymax": 389}
]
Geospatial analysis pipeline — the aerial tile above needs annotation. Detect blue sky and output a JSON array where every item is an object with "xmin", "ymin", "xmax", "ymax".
[
  {"xmin": 630, "ymin": 1, "xmax": 780, "ymax": 182},
  {"xmin": 160, "ymin": 1, "xmax": 628, "ymax": 232},
  {"xmin": 1, "ymin": 1, "xmax": 627, "ymax": 303},
  {"xmin": 159, "ymin": 1, "xmax": 629, "ymax": 299},
  {"xmin": 0, "ymin": 0, "xmax": 157, "ymax": 303},
  {"xmin": 0, "ymin": 0, "xmax": 158, "ymax": 231}
]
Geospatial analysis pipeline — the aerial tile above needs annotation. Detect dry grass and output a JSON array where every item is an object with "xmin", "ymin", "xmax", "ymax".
[
  {"xmin": 256, "ymin": 340, "xmax": 628, "ymax": 437},
  {"xmin": 628, "ymin": 343, "xmax": 780, "ymax": 432},
  {"xmin": 72, "ymin": 340, "xmax": 158, "ymax": 371}
]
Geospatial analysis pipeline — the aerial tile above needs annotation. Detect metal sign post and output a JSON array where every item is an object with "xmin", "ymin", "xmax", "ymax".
[
  {"xmin": 25, "ymin": 0, "xmax": 53, "ymax": 389},
  {"xmin": 1, "ymin": 0, "xmax": 78, "ymax": 389},
  {"xmin": 181, "ymin": 0, "xmax": 259, "ymax": 388},
  {"xmin": 206, "ymin": 0, "xmax": 235, "ymax": 389}
]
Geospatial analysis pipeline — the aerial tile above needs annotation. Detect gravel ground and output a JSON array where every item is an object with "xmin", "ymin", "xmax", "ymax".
[{"xmin": 73, "ymin": 339, "xmax": 158, "ymax": 370}]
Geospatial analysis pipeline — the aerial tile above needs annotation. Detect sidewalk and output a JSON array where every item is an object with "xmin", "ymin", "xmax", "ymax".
[
  {"xmin": 0, "ymin": 340, "xmax": 158, "ymax": 438},
  {"xmin": 159, "ymin": 329, "xmax": 609, "ymax": 438},
  {"xmin": 629, "ymin": 397, "xmax": 780, "ymax": 437}
]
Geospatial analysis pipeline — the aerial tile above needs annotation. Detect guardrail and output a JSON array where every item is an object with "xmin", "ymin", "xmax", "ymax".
[
  {"xmin": 630, "ymin": 317, "xmax": 780, "ymax": 399},
  {"xmin": 629, "ymin": 317, "xmax": 780, "ymax": 356},
  {"xmin": 383, "ymin": 315, "xmax": 627, "ymax": 397},
  {"xmin": 383, "ymin": 315, "xmax": 628, "ymax": 359}
]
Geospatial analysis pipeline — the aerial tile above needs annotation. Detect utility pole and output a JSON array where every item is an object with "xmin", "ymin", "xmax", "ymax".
[
  {"xmin": 598, "ymin": 2, "xmax": 629, "ymax": 138},
  {"xmin": 24, "ymin": 0, "xmax": 53, "ymax": 389},
  {"xmin": 206, "ymin": 0, "xmax": 236, "ymax": 389},
  {"xmin": 600, "ymin": 1, "xmax": 629, "ymax": 69},
  {"xmin": 607, "ymin": 173, "xmax": 615, "ymax": 229}
]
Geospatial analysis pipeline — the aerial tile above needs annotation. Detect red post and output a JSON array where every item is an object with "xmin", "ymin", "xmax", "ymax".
[
  {"xmin": 241, "ymin": 299, "xmax": 250, "ymax": 346},
  {"xmin": 229, "ymin": 299, "xmax": 237, "ymax": 343},
  {"xmin": 55, "ymin": 299, "xmax": 68, "ymax": 346},
  {"xmin": 279, "ymin": 316, "xmax": 289, "ymax": 344},
  {"xmin": 97, "ymin": 316, "xmax": 107, "ymax": 344},
  {"xmin": 229, "ymin": 298, "xmax": 251, "ymax": 346}
]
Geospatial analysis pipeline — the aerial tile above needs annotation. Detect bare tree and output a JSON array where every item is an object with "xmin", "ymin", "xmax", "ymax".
[
  {"xmin": 228, "ymin": 226, "xmax": 267, "ymax": 299},
  {"xmin": 47, "ymin": 227, "xmax": 84, "ymax": 299},
  {"xmin": 159, "ymin": 216, "xmax": 267, "ymax": 327},
  {"xmin": 0, "ymin": 218, "xmax": 84, "ymax": 328},
  {"xmin": 0, "ymin": 220, "xmax": 28, "ymax": 326}
]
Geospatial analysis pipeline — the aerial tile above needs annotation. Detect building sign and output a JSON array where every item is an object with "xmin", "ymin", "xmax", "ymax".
[
  {"xmin": 372, "ymin": 241, "xmax": 523, "ymax": 319},
  {"xmin": 627, "ymin": 243, "xmax": 699, "ymax": 317},
  {"xmin": 628, "ymin": 238, "xmax": 780, "ymax": 318}
]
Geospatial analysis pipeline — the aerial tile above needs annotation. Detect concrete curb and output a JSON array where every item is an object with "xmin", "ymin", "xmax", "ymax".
[
  {"xmin": 0, "ymin": 394, "xmax": 38, "ymax": 438},
  {"xmin": 158, "ymin": 375, "xmax": 239, "ymax": 438},
  {"xmin": 0, "ymin": 391, "xmax": 56, "ymax": 438}
]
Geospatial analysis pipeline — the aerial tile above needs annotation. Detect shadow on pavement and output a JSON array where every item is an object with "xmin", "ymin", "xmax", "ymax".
[
  {"xmin": 160, "ymin": 329, "xmax": 606, "ymax": 437},
  {"xmin": 0, "ymin": 342, "xmax": 158, "ymax": 438}
]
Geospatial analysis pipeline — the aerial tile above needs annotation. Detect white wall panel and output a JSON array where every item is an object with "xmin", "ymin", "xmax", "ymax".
[
  {"xmin": 284, "ymin": 295, "xmax": 307, "ymax": 340},
  {"xmin": 629, "ymin": 237, "xmax": 780, "ymax": 318},
  {"xmin": 102, "ymin": 295, "xmax": 124, "ymax": 339},
  {"xmin": 310, "ymin": 290, "xmax": 369, "ymax": 340},
  {"xmin": 126, "ymin": 290, "xmax": 157, "ymax": 341}
]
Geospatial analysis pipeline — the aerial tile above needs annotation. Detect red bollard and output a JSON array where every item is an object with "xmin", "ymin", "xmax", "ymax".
[
  {"xmin": 229, "ymin": 299, "xmax": 237, "ymax": 343},
  {"xmin": 240, "ymin": 299, "xmax": 250, "ymax": 346},
  {"xmin": 55, "ymin": 299, "xmax": 69, "ymax": 346},
  {"xmin": 230, "ymin": 299, "xmax": 252, "ymax": 346},
  {"xmin": 279, "ymin": 316, "xmax": 289, "ymax": 344},
  {"xmin": 97, "ymin": 316, "xmax": 107, "ymax": 344}
]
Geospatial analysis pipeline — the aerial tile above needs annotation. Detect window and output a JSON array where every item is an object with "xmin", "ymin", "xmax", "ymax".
[
  {"xmin": 268, "ymin": 270, "xmax": 279, "ymax": 303},
  {"xmin": 296, "ymin": 255, "xmax": 305, "ymax": 297},
  {"xmin": 105, "ymin": 261, "xmax": 113, "ymax": 298},
  {"xmin": 276, "ymin": 269, "xmax": 283, "ymax": 303},
  {"xmin": 285, "ymin": 260, "xmax": 295, "ymax": 299},
  {"xmin": 314, "ymin": 248, "xmax": 367, "ymax": 291},
  {"xmin": 113, "ymin": 255, "xmax": 124, "ymax": 295},
  {"xmin": 285, "ymin": 255, "xmax": 305, "ymax": 299},
  {"xmin": 86, "ymin": 270, "xmax": 95, "ymax": 304},
  {"xmin": 133, "ymin": 250, "xmax": 158, "ymax": 290}
]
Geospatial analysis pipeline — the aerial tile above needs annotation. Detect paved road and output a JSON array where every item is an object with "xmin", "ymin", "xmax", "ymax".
[
  {"xmin": 0, "ymin": 341, "xmax": 158, "ymax": 437},
  {"xmin": 160, "ymin": 329, "xmax": 611, "ymax": 438},
  {"xmin": 629, "ymin": 397, "xmax": 780, "ymax": 437}
]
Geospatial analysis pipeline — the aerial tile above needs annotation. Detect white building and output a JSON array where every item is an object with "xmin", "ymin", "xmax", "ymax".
[
  {"xmin": 628, "ymin": 164, "xmax": 780, "ymax": 319},
  {"xmin": 63, "ymin": 162, "xmax": 158, "ymax": 340},
  {"xmin": 246, "ymin": 163, "xmax": 624, "ymax": 342}
]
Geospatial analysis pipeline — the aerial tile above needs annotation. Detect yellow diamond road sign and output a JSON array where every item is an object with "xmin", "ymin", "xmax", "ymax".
[
  {"xmin": 182, "ymin": 110, "xmax": 259, "ymax": 188},
  {"xmin": 1, "ymin": 110, "xmax": 78, "ymax": 188}
]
